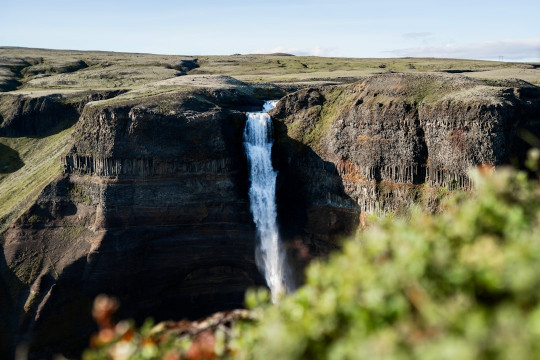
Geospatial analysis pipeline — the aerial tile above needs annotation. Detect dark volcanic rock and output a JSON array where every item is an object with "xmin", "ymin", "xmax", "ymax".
[
  {"xmin": 1, "ymin": 72, "xmax": 539, "ymax": 358},
  {"xmin": 20, "ymin": 59, "xmax": 89, "ymax": 77},
  {"xmin": 0, "ymin": 57, "xmax": 31, "ymax": 92},
  {"xmin": 165, "ymin": 59, "xmax": 199, "ymax": 74},
  {"xmin": 0, "ymin": 86, "xmax": 266, "ymax": 358},
  {"xmin": 0, "ymin": 94, "xmax": 78, "ymax": 137},
  {"xmin": 271, "ymin": 73, "xmax": 540, "ymax": 227}
]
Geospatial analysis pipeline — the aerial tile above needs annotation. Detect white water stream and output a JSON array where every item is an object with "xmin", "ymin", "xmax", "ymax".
[{"xmin": 244, "ymin": 100, "xmax": 292, "ymax": 302}]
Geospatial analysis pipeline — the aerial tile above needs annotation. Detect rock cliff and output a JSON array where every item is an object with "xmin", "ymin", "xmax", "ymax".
[
  {"xmin": 1, "ymin": 71, "xmax": 539, "ymax": 358},
  {"xmin": 1, "ymin": 79, "xmax": 271, "ymax": 358},
  {"xmin": 0, "ymin": 90, "xmax": 126, "ymax": 137},
  {"xmin": 270, "ymin": 73, "xmax": 540, "ymax": 257}
]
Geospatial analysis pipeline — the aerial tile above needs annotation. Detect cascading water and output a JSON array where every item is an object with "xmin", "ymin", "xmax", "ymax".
[{"xmin": 244, "ymin": 100, "xmax": 292, "ymax": 302}]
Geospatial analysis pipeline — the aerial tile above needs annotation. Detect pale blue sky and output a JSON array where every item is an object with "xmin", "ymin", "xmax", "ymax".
[{"xmin": 2, "ymin": 0, "xmax": 539, "ymax": 61}]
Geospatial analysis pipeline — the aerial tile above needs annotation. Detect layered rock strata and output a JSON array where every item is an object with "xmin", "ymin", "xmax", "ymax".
[
  {"xmin": 1, "ymin": 73, "xmax": 539, "ymax": 358},
  {"xmin": 1, "ymin": 85, "xmax": 267, "ymax": 358},
  {"xmin": 270, "ymin": 73, "xmax": 540, "ymax": 253}
]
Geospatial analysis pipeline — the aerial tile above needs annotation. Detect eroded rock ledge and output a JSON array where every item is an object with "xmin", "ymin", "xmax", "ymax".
[
  {"xmin": 1, "ymin": 84, "xmax": 267, "ymax": 358},
  {"xmin": 271, "ymin": 72, "xmax": 539, "ymax": 242}
]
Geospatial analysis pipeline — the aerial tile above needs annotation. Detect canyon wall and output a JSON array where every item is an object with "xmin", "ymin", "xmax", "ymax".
[
  {"xmin": 271, "ymin": 73, "xmax": 540, "ymax": 255},
  {"xmin": 1, "ymin": 73, "xmax": 539, "ymax": 358},
  {"xmin": 1, "ymin": 86, "xmax": 267, "ymax": 358},
  {"xmin": 0, "ymin": 90, "xmax": 126, "ymax": 137}
]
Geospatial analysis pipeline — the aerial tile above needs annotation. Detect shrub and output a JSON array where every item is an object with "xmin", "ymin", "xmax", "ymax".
[{"xmin": 232, "ymin": 165, "xmax": 540, "ymax": 360}]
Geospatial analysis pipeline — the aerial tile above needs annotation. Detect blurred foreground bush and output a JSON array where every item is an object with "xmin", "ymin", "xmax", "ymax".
[
  {"xmin": 85, "ymin": 160, "xmax": 540, "ymax": 359},
  {"xmin": 233, "ymin": 165, "xmax": 540, "ymax": 360}
]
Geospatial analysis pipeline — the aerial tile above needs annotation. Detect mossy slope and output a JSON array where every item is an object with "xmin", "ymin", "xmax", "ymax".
[{"xmin": 0, "ymin": 128, "xmax": 73, "ymax": 232}]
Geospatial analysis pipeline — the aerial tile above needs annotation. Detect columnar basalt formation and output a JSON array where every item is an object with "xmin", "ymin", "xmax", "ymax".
[{"xmin": 270, "ymin": 73, "xmax": 540, "ymax": 245}]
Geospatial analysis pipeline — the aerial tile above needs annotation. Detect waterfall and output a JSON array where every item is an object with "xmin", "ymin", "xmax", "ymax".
[{"xmin": 244, "ymin": 100, "xmax": 292, "ymax": 302}]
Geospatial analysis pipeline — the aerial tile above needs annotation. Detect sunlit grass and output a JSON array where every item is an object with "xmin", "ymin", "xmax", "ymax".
[
  {"xmin": 0, "ymin": 128, "xmax": 73, "ymax": 232},
  {"xmin": 1, "ymin": 47, "xmax": 538, "ymax": 93}
]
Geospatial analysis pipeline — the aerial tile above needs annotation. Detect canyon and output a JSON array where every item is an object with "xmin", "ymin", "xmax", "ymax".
[{"xmin": 0, "ymin": 47, "xmax": 539, "ymax": 358}]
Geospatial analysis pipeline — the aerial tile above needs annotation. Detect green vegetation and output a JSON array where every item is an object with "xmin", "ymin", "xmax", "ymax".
[
  {"xmin": 285, "ymin": 85, "xmax": 359, "ymax": 152},
  {"xmin": 0, "ymin": 127, "xmax": 73, "ymax": 232},
  {"xmin": 408, "ymin": 76, "xmax": 447, "ymax": 105},
  {"xmin": 83, "ymin": 152, "xmax": 540, "ymax": 359},
  {"xmin": 1, "ymin": 48, "xmax": 538, "ymax": 133},
  {"xmin": 1, "ymin": 47, "xmax": 539, "ymax": 358},
  {"xmin": 0, "ymin": 47, "xmax": 192, "ymax": 92},
  {"xmin": 1, "ymin": 47, "xmax": 539, "ymax": 98},
  {"xmin": 68, "ymin": 183, "xmax": 92, "ymax": 205},
  {"xmin": 303, "ymin": 87, "xmax": 350, "ymax": 151},
  {"xmin": 194, "ymin": 55, "xmax": 540, "ymax": 85},
  {"xmin": 10, "ymin": 246, "xmax": 44, "ymax": 286}
]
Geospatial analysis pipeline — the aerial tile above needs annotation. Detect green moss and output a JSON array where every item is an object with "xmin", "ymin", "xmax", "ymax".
[
  {"xmin": 9, "ymin": 249, "xmax": 44, "ymax": 286},
  {"xmin": 292, "ymin": 85, "xmax": 358, "ymax": 152},
  {"xmin": 304, "ymin": 89, "xmax": 341, "ymax": 148},
  {"xmin": 60, "ymin": 226, "xmax": 86, "ymax": 242},
  {"xmin": 410, "ymin": 79, "xmax": 444, "ymax": 105},
  {"xmin": 68, "ymin": 183, "xmax": 92, "ymax": 205}
]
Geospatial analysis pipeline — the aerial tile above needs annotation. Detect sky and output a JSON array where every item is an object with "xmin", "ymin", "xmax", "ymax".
[{"xmin": 2, "ymin": 0, "xmax": 539, "ymax": 61}]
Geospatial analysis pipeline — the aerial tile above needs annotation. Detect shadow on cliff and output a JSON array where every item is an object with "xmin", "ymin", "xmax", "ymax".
[
  {"xmin": 0, "ymin": 89, "xmax": 128, "ymax": 139},
  {"xmin": 20, "ymin": 238, "xmax": 263, "ymax": 358},
  {"xmin": 20, "ymin": 257, "xmax": 93, "ymax": 359},
  {"xmin": 0, "ymin": 143, "xmax": 24, "ymax": 173},
  {"xmin": 0, "ymin": 242, "xmax": 24, "ymax": 359},
  {"xmin": 29, "ymin": 227, "xmax": 266, "ymax": 358},
  {"xmin": 0, "ymin": 96, "xmax": 80, "ymax": 139},
  {"xmin": 271, "ymin": 120, "xmax": 360, "ymax": 286},
  {"xmin": 21, "ymin": 106, "xmax": 267, "ymax": 358}
]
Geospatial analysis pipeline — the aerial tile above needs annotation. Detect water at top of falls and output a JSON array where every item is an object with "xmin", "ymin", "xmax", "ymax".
[
  {"xmin": 262, "ymin": 100, "xmax": 279, "ymax": 113},
  {"xmin": 244, "ymin": 100, "xmax": 292, "ymax": 303}
]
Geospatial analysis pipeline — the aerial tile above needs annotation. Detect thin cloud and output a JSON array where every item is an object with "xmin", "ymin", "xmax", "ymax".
[
  {"xmin": 403, "ymin": 32, "xmax": 433, "ymax": 39},
  {"xmin": 389, "ymin": 38, "xmax": 540, "ymax": 60}
]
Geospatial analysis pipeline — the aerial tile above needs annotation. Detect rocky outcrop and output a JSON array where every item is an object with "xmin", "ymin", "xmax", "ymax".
[
  {"xmin": 0, "ymin": 57, "xmax": 31, "ymax": 92},
  {"xmin": 270, "ymin": 73, "xmax": 540, "ymax": 243},
  {"xmin": 165, "ymin": 59, "xmax": 199, "ymax": 74},
  {"xmin": 20, "ymin": 59, "xmax": 89, "ymax": 78},
  {"xmin": 0, "ymin": 85, "xmax": 268, "ymax": 358},
  {"xmin": 1, "ymin": 72, "xmax": 539, "ymax": 358},
  {"xmin": 0, "ymin": 90, "xmax": 126, "ymax": 137}
]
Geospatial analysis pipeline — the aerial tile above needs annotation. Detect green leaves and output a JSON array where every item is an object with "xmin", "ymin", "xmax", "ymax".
[{"xmin": 233, "ymin": 164, "xmax": 540, "ymax": 360}]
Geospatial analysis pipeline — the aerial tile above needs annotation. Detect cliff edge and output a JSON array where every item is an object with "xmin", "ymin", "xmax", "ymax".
[
  {"xmin": 0, "ymin": 49, "xmax": 539, "ymax": 358},
  {"xmin": 270, "ymin": 73, "xmax": 539, "ymax": 258}
]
